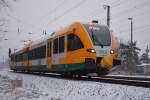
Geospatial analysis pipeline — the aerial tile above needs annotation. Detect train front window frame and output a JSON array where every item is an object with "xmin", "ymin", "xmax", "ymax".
[{"xmin": 83, "ymin": 24, "xmax": 111, "ymax": 46}]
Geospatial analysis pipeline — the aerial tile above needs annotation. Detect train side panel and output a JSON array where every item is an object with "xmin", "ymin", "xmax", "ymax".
[
  {"xmin": 50, "ymin": 22, "xmax": 97, "ymax": 72},
  {"xmin": 9, "ymin": 21, "xmax": 120, "ymax": 75}
]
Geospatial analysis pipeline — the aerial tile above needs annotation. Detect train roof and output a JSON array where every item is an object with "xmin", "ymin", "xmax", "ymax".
[
  {"xmin": 20, "ymin": 22, "xmax": 82, "ymax": 50},
  {"xmin": 53, "ymin": 21, "xmax": 82, "ymax": 37},
  {"xmin": 13, "ymin": 21, "xmax": 105, "ymax": 54}
]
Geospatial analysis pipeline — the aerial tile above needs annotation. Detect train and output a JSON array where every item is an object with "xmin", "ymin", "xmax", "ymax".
[{"xmin": 9, "ymin": 21, "xmax": 121, "ymax": 76}]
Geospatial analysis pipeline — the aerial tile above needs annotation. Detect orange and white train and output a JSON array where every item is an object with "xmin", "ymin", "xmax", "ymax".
[{"xmin": 9, "ymin": 21, "xmax": 121, "ymax": 75}]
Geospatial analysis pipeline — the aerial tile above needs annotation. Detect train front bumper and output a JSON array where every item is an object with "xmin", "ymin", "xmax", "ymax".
[{"xmin": 99, "ymin": 54, "xmax": 121, "ymax": 68}]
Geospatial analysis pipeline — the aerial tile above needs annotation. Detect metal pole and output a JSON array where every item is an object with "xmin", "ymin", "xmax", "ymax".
[
  {"xmin": 107, "ymin": 5, "xmax": 110, "ymax": 27},
  {"xmin": 128, "ymin": 17, "xmax": 133, "ymax": 50},
  {"xmin": 128, "ymin": 17, "xmax": 135, "ymax": 71},
  {"xmin": 131, "ymin": 20, "xmax": 133, "ymax": 46},
  {"xmin": 146, "ymin": 45, "xmax": 149, "ymax": 63},
  {"xmin": 103, "ymin": 5, "xmax": 110, "ymax": 28},
  {"xmin": 3, "ymin": 56, "xmax": 4, "ymax": 64}
]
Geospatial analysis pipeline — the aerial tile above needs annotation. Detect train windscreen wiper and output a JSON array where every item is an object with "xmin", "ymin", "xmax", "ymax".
[{"xmin": 90, "ymin": 29, "xmax": 104, "ymax": 48}]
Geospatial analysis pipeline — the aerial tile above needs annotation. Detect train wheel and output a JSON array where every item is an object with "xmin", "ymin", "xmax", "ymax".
[
  {"xmin": 13, "ymin": 69, "xmax": 16, "ymax": 72},
  {"xmin": 62, "ymin": 72, "xmax": 73, "ymax": 78},
  {"xmin": 97, "ymin": 69, "xmax": 109, "ymax": 76},
  {"xmin": 87, "ymin": 75, "xmax": 91, "ymax": 78}
]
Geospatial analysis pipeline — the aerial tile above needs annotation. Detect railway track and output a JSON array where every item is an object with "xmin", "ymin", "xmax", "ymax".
[
  {"xmin": 102, "ymin": 75, "xmax": 150, "ymax": 81},
  {"xmin": 87, "ymin": 76, "xmax": 150, "ymax": 88},
  {"xmin": 11, "ymin": 71, "xmax": 150, "ymax": 88}
]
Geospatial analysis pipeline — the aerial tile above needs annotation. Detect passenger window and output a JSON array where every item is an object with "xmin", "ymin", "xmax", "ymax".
[
  {"xmin": 67, "ymin": 34, "xmax": 84, "ymax": 51},
  {"xmin": 41, "ymin": 45, "xmax": 46, "ymax": 58},
  {"xmin": 53, "ymin": 38, "xmax": 58, "ymax": 54},
  {"xmin": 59, "ymin": 36, "xmax": 65, "ymax": 53}
]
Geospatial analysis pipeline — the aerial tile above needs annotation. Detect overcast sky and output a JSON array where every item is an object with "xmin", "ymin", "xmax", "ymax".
[{"xmin": 0, "ymin": 0, "xmax": 150, "ymax": 62}]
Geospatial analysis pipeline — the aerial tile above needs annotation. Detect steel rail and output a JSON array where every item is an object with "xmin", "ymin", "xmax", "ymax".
[{"xmin": 10, "ymin": 71, "xmax": 150, "ymax": 88}]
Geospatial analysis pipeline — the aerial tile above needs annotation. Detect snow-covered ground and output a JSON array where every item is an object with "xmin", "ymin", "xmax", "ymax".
[
  {"xmin": 0, "ymin": 67, "xmax": 150, "ymax": 100},
  {"xmin": 0, "ymin": 76, "xmax": 44, "ymax": 100}
]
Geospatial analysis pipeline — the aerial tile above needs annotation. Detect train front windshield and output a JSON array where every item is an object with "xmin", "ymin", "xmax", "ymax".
[{"xmin": 83, "ymin": 24, "xmax": 111, "ymax": 46}]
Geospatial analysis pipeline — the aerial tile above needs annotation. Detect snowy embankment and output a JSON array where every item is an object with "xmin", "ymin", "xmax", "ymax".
[
  {"xmin": 0, "ymin": 75, "xmax": 43, "ymax": 100},
  {"xmin": 0, "ymin": 67, "xmax": 150, "ymax": 100}
]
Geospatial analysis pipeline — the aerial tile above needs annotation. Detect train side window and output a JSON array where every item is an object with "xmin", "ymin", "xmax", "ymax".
[
  {"xmin": 33, "ymin": 49, "xmax": 36, "ymax": 59},
  {"xmin": 67, "ymin": 34, "xmax": 84, "ymax": 51},
  {"xmin": 31, "ymin": 50, "xmax": 34, "ymax": 59},
  {"xmin": 59, "ymin": 36, "xmax": 65, "ymax": 53},
  {"xmin": 42, "ymin": 45, "xmax": 46, "ymax": 58},
  {"xmin": 29, "ymin": 50, "xmax": 31, "ymax": 60},
  {"xmin": 35, "ymin": 48, "xmax": 37, "ymax": 59},
  {"xmin": 19, "ymin": 54, "xmax": 21, "ymax": 61},
  {"xmin": 23, "ymin": 53, "xmax": 28, "ymax": 61},
  {"xmin": 53, "ymin": 38, "xmax": 58, "ymax": 54}
]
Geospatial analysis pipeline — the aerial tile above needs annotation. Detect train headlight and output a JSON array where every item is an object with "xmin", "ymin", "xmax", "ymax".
[
  {"xmin": 110, "ymin": 50, "xmax": 115, "ymax": 54},
  {"xmin": 91, "ymin": 49, "xmax": 95, "ymax": 53},
  {"xmin": 87, "ymin": 49, "xmax": 96, "ymax": 53}
]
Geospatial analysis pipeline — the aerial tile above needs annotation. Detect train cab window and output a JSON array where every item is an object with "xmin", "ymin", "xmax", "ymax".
[
  {"xmin": 67, "ymin": 34, "xmax": 84, "ymax": 51},
  {"xmin": 53, "ymin": 38, "xmax": 58, "ymax": 54},
  {"xmin": 59, "ymin": 36, "xmax": 65, "ymax": 53}
]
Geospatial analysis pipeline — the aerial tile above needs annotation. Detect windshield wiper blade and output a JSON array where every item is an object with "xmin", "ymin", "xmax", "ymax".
[
  {"xmin": 95, "ymin": 36, "xmax": 104, "ymax": 48},
  {"xmin": 90, "ymin": 29, "xmax": 104, "ymax": 48}
]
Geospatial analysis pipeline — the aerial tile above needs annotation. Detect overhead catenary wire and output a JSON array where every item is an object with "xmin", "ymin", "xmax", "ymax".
[
  {"xmin": 31, "ymin": 0, "xmax": 150, "ymax": 44},
  {"xmin": 111, "ymin": 0, "xmax": 127, "ymax": 8},
  {"xmin": 34, "ymin": 0, "xmax": 66, "ymax": 27},
  {"xmin": 2, "ymin": 0, "xmax": 150, "ymax": 43},
  {"xmin": 112, "ymin": 0, "xmax": 150, "ymax": 19},
  {"xmin": 33, "ymin": 0, "xmax": 87, "ymax": 33},
  {"xmin": 2, "ymin": 9, "xmax": 36, "ymax": 34},
  {"xmin": 116, "ymin": 25, "xmax": 150, "ymax": 37},
  {"xmin": 110, "ymin": 1, "xmax": 150, "ymax": 29}
]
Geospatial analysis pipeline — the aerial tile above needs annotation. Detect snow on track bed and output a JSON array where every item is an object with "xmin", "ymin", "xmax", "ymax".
[
  {"xmin": 0, "ymin": 75, "xmax": 46, "ymax": 100},
  {"xmin": 0, "ymin": 68, "xmax": 150, "ymax": 100}
]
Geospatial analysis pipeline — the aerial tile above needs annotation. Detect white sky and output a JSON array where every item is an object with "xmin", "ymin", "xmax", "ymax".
[{"xmin": 0, "ymin": 0, "xmax": 150, "ymax": 62}]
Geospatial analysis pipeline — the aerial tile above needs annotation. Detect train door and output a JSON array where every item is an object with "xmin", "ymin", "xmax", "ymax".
[
  {"xmin": 22, "ymin": 51, "xmax": 29, "ymax": 70},
  {"xmin": 52, "ymin": 35, "xmax": 66, "ymax": 66},
  {"xmin": 52, "ymin": 37, "xmax": 59, "ymax": 65},
  {"xmin": 46, "ymin": 39, "xmax": 52, "ymax": 70},
  {"xmin": 58, "ymin": 35, "xmax": 66, "ymax": 61}
]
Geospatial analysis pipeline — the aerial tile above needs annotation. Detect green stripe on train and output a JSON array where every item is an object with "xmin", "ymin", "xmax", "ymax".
[
  {"xmin": 14, "ymin": 63, "xmax": 97, "ymax": 72},
  {"xmin": 51, "ymin": 63, "xmax": 96, "ymax": 72},
  {"xmin": 28, "ymin": 65, "xmax": 46, "ymax": 71}
]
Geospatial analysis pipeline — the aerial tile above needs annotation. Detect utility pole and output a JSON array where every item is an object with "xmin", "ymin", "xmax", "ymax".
[
  {"xmin": 103, "ymin": 5, "xmax": 110, "ymax": 27},
  {"xmin": 128, "ymin": 17, "xmax": 133, "ymax": 46},
  {"xmin": 128, "ymin": 17, "xmax": 135, "ymax": 73},
  {"xmin": 146, "ymin": 45, "xmax": 149, "ymax": 63},
  {"xmin": 128, "ymin": 17, "xmax": 133, "ymax": 56},
  {"xmin": 3, "ymin": 56, "xmax": 4, "ymax": 64}
]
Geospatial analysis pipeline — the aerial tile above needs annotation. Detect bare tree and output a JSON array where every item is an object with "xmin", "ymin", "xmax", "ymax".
[
  {"xmin": 0, "ymin": 0, "xmax": 10, "ymax": 8},
  {"xmin": 0, "ymin": 0, "xmax": 10, "ymax": 33},
  {"xmin": 140, "ymin": 45, "xmax": 150, "ymax": 63},
  {"xmin": 0, "ymin": 0, "xmax": 17, "ymax": 35}
]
